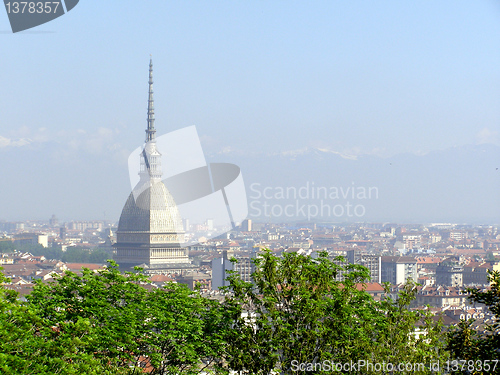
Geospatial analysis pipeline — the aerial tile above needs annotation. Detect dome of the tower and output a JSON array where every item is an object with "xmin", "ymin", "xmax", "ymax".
[{"xmin": 117, "ymin": 180, "xmax": 184, "ymax": 242}]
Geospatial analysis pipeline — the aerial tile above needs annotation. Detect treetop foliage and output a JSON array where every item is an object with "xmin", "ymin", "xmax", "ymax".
[{"xmin": 0, "ymin": 251, "xmax": 496, "ymax": 374}]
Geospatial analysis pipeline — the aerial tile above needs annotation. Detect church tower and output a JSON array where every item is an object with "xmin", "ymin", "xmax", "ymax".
[{"xmin": 114, "ymin": 59, "xmax": 192, "ymax": 273}]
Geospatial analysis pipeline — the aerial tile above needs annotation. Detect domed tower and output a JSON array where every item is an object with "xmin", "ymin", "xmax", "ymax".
[{"xmin": 114, "ymin": 59, "xmax": 192, "ymax": 273}]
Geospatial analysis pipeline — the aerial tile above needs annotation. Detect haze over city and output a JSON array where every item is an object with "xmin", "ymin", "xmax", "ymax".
[
  {"xmin": 2, "ymin": 3, "xmax": 500, "ymax": 373},
  {"xmin": 1, "ymin": 1, "xmax": 499, "ymax": 222}
]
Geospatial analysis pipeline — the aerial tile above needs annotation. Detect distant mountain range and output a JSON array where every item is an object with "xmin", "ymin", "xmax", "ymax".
[
  {"xmin": 210, "ymin": 144, "xmax": 500, "ymax": 224},
  {"xmin": 0, "ymin": 142, "xmax": 498, "ymax": 224}
]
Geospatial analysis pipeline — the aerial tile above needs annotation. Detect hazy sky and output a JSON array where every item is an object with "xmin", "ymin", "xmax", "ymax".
[{"xmin": 1, "ymin": 1, "xmax": 499, "ymax": 221}]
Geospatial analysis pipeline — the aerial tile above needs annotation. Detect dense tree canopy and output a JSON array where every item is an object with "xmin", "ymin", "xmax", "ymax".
[
  {"xmin": 0, "ymin": 267, "xmax": 123, "ymax": 374},
  {"xmin": 1, "ymin": 252, "xmax": 497, "ymax": 374},
  {"xmin": 221, "ymin": 250, "xmax": 447, "ymax": 374},
  {"xmin": 0, "ymin": 262, "xmax": 230, "ymax": 374}
]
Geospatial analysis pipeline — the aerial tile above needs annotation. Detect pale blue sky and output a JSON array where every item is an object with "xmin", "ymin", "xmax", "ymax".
[
  {"xmin": 0, "ymin": 1, "xmax": 499, "ymax": 221},
  {"xmin": 2, "ymin": 1, "xmax": 499, "ymax": 157}
]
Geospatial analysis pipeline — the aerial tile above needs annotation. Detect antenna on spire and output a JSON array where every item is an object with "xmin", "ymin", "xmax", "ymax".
[{"xmin": 146, "ymin": 57, "xmax": 156, "ymax": 142}]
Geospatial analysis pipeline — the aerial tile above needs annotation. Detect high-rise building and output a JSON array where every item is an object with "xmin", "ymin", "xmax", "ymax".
[
  {"xmin": 436, "ymin": 262, "xmax": 463, "ymax": 287},
  {"xmin": 212, "ymin": 249, "xmax": 255, "ymax": 290},
  {"xmin": 114, "ymin": 59, "xmax": 192, "ymax": 274},
  {"xmin": 59, "ymin": 226, "xmax": 66, "ymax": 240},
  {"xmin": 346, "ymin": 249, "xmax": 381, "ymax": 283},
  {"xmin": 241, "ymin": 219, "xmax": 252, "ymax": 232},
  {"xmin": 381, "ymin": 256, "xmax": 417, "ymax": 285},
  {"xmin": 49, "ymin": 214, "xmax": 59, "ymax": 227},
  {"xmin": 206, "ymin": 219, "xmax": 214, "ymax": 231}
]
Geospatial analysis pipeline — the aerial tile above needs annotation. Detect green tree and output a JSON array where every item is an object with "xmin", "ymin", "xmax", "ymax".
[
  {"xmin": 447, "ymin": 270, "xmax": 500, "ymax": 374},
  {"xmin": 374, "ymin": 281, "xmax": 449, "ymax": 374},
  {"xmin": 25, "ymin": 262, "xmax": 151, "ymax": 372},
  {"xmin": 142, "ymin": 283, "xmax": 230, "ymax": 374},
  {"xmin": 26, "ymin": 261, "xmax": 229, "ymax": 374},
  {"xmin": 0, "ymin": 240, "xmax": 65, "ymax": 260},
  {"xmin": 485, "ymin": 253, "xmax": 496, "ymax": 262},
  {"xmin": 221, "ymin": 250, "xmax": 386, "ymax": 374},
  {"xmin": 0, "ymin": 241, "xmax": 15, "ymax": 253},
  {"xmin": 221, "ymin": 250, "xmax": 449, "ymax": 374},
  {"xmin": 60, "ymin": 246, "xmax": 110, "ymax": 263},
  {"xmin": 0, "ymin": 267, "xmax": 120, "ymax": 374}
]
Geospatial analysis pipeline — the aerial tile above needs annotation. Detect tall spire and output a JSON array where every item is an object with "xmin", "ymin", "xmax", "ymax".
[
  {"xmin": 139, "ymin": 57, "xmax": 162, "ymax": 181},
  {"xmin": 146, "ymin": 57, "xmax": 156, "ymax": 142}
]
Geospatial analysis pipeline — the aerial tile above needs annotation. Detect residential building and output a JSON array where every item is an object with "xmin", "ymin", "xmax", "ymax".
[{"xmin": 381, "ymin": 256, "xmax": 417, "ymax": 284}]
